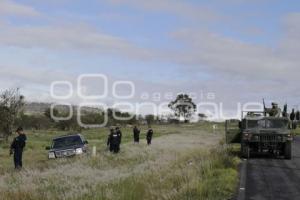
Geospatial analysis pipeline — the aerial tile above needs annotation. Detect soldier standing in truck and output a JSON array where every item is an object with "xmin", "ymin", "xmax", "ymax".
[{"xmin": 265, "ymin": 102, "xmax": 281, "ymax": 117}]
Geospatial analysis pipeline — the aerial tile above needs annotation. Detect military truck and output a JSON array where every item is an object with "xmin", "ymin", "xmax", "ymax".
[{"xmin": 225, "ymin": 104, "xmax": 293, "ymax": 159}]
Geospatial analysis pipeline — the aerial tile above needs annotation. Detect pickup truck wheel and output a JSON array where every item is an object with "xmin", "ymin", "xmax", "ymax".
[{"xmin": 284, "ymin": 142, "xmax": 292, "ymax": 160}]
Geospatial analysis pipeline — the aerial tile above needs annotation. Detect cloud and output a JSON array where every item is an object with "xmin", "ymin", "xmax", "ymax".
[
  {"xmin": 279, "ymin": 13, "xmax": 300, "ymax": 60},
  {"xmin": 0, "ymin": 1, "xmax": 300, "ymax": 113},
  {"xmin": 0, "ymin": 0, "xmax": 40, "ymax": 17},
  {"xmin": 0, "ymin": 64, "xmax": 178, "ymax": 108},
  {"xmin": 0, "ymin": 23, "xmax": 153, "ymax": 59},
  {"xmin": 0, "ymin": 65, "xmax": 71, "ymax": 102},
  {"xmin": 106, "ymin": 0, "xmax": 220, "ymax": 21},
  {"xmin": 167, "ymin": 28, "xmax": 298, "ymax": 82}
]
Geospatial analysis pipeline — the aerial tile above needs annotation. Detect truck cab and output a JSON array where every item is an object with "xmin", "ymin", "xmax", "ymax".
[
  {"xmin": 226, "ymin": 111, "xmax": 292, "ymax": 159},
  {"xmin": 46, "ymin": 134, "xmax": 89, "ymax": 159}
]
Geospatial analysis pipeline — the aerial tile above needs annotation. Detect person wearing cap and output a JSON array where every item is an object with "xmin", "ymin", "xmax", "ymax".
[
  {"xmin": 115, "ymin": 127, "xmax": 122, "ymax": 152},
  {"xmin": 146, "ymin": 127, "xmax": 154, "ymax": 145},
  {"xmin": 133, "ymin": 126, "xmax": 140, "ymax": 144},
  {"xmin": 10, "ymin": 127, "xmax": 27, "ymax": 169},
  {"xmin": 107, "ymin": 128, "xmax": 119, "ymax": 153}
]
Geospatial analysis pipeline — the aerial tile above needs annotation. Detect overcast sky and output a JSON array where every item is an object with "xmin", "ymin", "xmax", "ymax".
[{"xmin": 0, "ymin": 0, "xmax": 300, "ymax": 118}]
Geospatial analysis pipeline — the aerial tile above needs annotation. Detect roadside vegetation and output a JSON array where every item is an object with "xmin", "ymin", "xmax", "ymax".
[
  {"xmin": 292, "ymin": 126, "xmax": 300, "ymax": 136},
  {"xmin": 0, "ymin": 89, "xmax": 239, "ymax": 199},
  {"xmin": 0, "ymin": 123, "xmax": 239, "ymax": 200},
  {"xmin": 77, "ymin": 146, "xmax": 239, "ymax": 200}
]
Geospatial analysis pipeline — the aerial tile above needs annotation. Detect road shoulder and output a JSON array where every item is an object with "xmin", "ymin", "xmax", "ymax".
[{"xmin": 236, "ymin": 158, "xmax": 247, "ymax": 200}]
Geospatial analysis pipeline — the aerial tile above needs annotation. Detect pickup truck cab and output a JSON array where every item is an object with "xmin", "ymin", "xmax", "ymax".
[{"xmin": 46, "ymin": 134, "xmax": 88, "ymax": 159}]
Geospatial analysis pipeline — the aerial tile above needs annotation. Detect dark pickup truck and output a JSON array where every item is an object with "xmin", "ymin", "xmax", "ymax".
[{"xmin": 46, "ymin": 134, "xmax": 89, "ymax": 159}]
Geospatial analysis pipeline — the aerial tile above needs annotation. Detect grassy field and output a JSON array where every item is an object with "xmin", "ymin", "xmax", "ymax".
[
  {"xmin": 0, "ymin": 123, "xmax": 240, "ymax": 200},
  {"xmin": 292, "ymin": 126, "xmax": 300, "ymax": 136}
]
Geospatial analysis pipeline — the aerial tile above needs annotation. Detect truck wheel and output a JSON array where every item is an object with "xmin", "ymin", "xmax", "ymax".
[
  {"xmin": 241, "ymin": 144, "xmax": 250, "ymax": 159},
  {"xmin": 284, "ymin": 142, "xmax": 292, "ymax": 160}
]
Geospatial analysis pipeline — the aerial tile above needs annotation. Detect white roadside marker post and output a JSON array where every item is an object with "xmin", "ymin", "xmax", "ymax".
[
  {"xmin": 212, "ymin": 124, "xmax": 217, "ymax": 134},
  {"xmin": 92, "ymin": 146, "xmax": 97, "ymax": 157}
]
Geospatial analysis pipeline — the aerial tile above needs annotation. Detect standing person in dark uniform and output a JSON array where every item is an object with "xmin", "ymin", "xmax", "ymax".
[
  {"xmin": 296, "ymin": 111, "xmax": 300, "ymax": 129},
  {"xmin": 107, "ymin": 128, "xmax": 115, "ymax": 152},
  {"xmin": 296, "ymin": 111, "xmax": 300, "ymax": 121},
  {"xmin": 146, "ymin": 128, "xmax": 153, "ymax": 145},
  {"xmin": 115, "ymin": 127, "xmax": 122, "ymax": 152},
  {"xmin": 290, "ymin": 109, "xmax": 297, "ymax": 129},
  {"xmin": 107, "ymin": 128, "xmax": 120, "ymax": 153},
  {"xmin": 10, "ymin": 127, "xmax": 27, "ymax": 169},
  {"xmin": 290, "ymin": 109, "xmax": 296, "ymax": 121},
  {"xmin": 133, "ymin": 126, "xmax": 140, "ymax": 143}
]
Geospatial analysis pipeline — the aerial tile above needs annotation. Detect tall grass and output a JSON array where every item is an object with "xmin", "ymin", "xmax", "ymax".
[
  {"xmin": 0, "ymin": 146, "xmax": 238, "ymax": 200},
  {"xmin": 74, "ymin": 145, "xmax": 239, "ymax": 200},
  {"xmin": 0, "ymin": 123, "xmax": 239, "ymax": 200}
]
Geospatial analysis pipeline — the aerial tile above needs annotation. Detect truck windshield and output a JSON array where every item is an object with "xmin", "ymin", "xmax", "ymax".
[
  {"xmin": 265, "ymin": 119, "xmax": 288, "ymax": 129},
  {"xmin": 247, "ymin": 120, "xmax": 259, "ymax": 128},
  {"xmin": 247, "ymin": 119, "xmax": 288, "ymax": 129},
  {"xmin": 52, "ymin": 136, "xmax": 83, "ymax": 149}
]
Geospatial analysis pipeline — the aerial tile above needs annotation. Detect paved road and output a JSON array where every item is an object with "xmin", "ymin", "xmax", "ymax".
[{"xmin": 244, "ymin": 136, "xmax": 300, "ymax": 200}]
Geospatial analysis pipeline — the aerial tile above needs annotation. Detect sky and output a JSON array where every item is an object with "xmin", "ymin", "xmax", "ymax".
[{"xmin": 0, "ymin": 0, "xmax": 300, "ymax": 118}]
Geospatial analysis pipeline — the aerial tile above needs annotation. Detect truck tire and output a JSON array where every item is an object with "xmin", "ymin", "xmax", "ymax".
[
  {"xmin": 284, "ymin": 142, "xmax": 292, "ymax": 160},
  {"xmin": 241, "ymin": 144, "xmax": 250, "ymax": 159}
]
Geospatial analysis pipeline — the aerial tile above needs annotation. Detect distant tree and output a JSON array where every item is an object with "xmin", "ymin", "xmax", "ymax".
[
  {"xmin": 106, "ymin": 108, "xmax": 116, "ymax": 126},
  {"xmin": 16, "ymin": 113, "xmax": 53, "ymax": 130},
  {"xmin": 136, "ymin": 114, "xmax": 146, "ymax": 125},
  {"xmin": 168, "ymin": 94, "xmax": 196, "ymax": 123},
  {"xmin": 0, "ymin": 88, "xmax": 25, "ymax": 141},
  {"xmin": 106, "ymin": 108, "xmax": 137, "ymax": 126},
  {"xmin": 145, "ymin": 114, "xmax": 155, "ymax": 126},
  {"xmin": 44, "ymin": 107, "xmax": 59, "ymax": 122},
  {"xmin": 80, "ymin": 112, "xmax": 105, "ymax": 128},
  {"xmin": 198, "ymin": 113, "xmax": 207, "ymax": 121},
  {"xmin": 55, "ymin": 114, "xmax": 81, "ymax": 131},
  {"xmin": 118, "ymin": 112, "xmax": 137, "ymax": 125},
  {"xmin": 56, "ymin": 106, "xmax": 81, "ymax": 131},
  {"xmin": 45, "ymin": 106, "xmax": 80, "ymax": 131}
]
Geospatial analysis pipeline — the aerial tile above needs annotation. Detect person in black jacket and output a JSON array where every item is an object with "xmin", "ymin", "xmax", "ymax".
[
  {"xmin": 290, "ymin": 109, "xmax": 297, "ymax": 129},
  {"xmin": 107, "ymin": 128, "xmax": 120, "ymax": 153},
  {"xmin": 115, "ymin": 127, "xmax": 122, "ymax": 152},
  {"xmin": 290, "ymin": 109, "xmax": 296, "ymax": 121},
  {"xmin": 133, "ymin": 126, "xmax": 140, "ymax": 143},
  {"xmin": 10, "ymin": 127, "xmax": 27, "ymax": 169},
  {"xmin": 146, "ymin": 128, "xmax": 153, "ymax": 145},
  {"xmin": 296, "ymin": 111, "xmax": 300, "ymax": 121}
]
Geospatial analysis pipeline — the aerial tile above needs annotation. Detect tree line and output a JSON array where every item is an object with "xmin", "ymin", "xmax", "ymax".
[{"xmin": 0, "ymin": 88, "xmax": 201, "ymax": 141}]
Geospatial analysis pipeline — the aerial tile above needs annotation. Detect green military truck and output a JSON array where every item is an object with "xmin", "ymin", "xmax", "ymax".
[{"xmin": 226, "ymin": 109, "xmax": 293, "ymax": 159}]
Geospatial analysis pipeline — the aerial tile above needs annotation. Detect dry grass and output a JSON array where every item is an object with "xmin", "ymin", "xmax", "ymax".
[{"xmin": 0, "ymin": 123, "xmax": 239, "ymax": 200}]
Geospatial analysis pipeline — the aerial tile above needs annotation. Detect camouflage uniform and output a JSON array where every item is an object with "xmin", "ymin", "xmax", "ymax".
[{"xmin": 265, "ymin": 103, "xmax": 281, "ymax": 117}]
